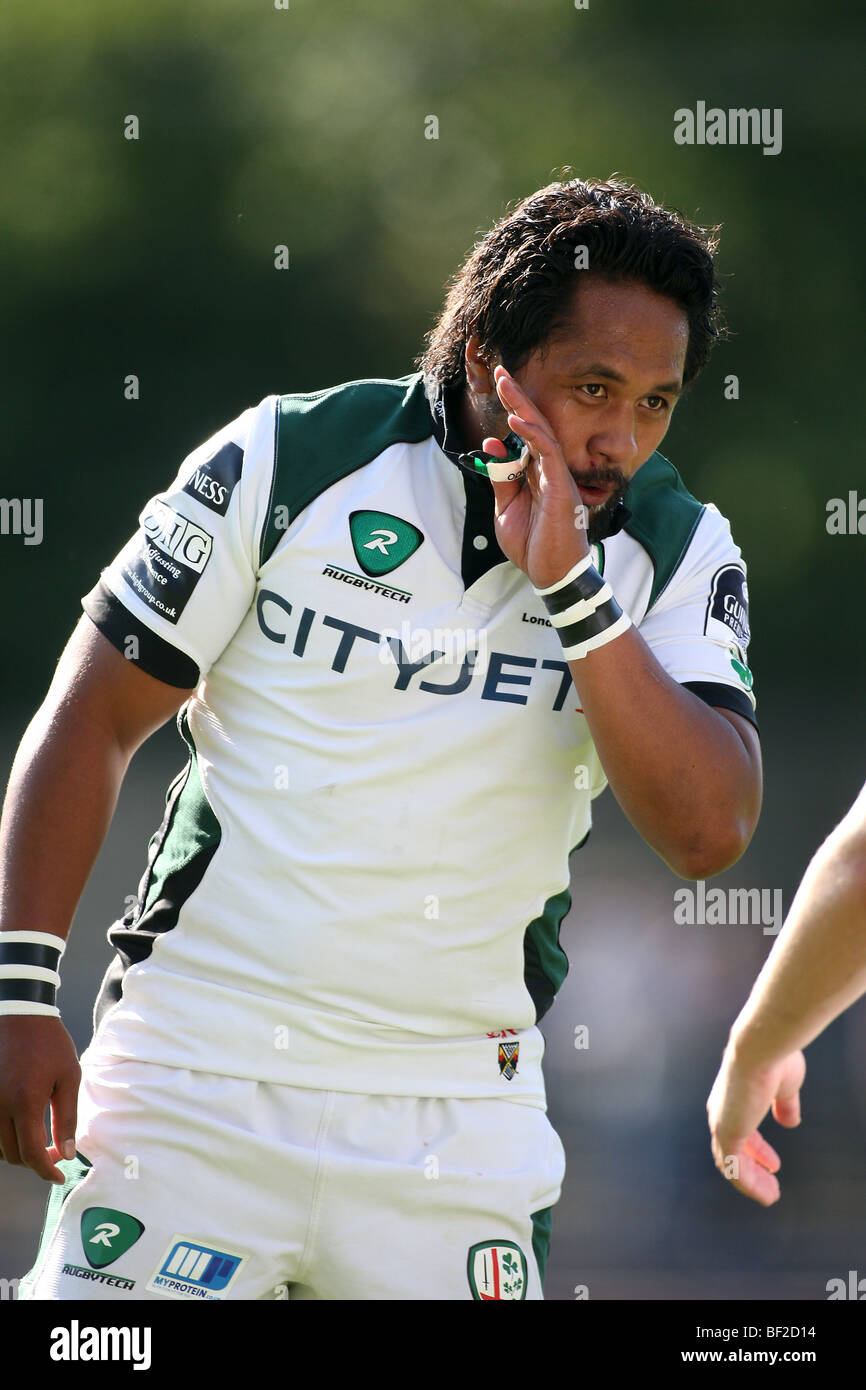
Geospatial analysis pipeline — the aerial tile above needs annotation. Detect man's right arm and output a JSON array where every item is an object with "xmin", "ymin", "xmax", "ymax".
[{"xmin": 0, "ymin": 616, "xmax": 196, "ymax": 1183}]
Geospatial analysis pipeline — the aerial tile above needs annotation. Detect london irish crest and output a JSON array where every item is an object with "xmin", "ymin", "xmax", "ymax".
[{"xmin": 467, "ymin": 1242, "xmax": 528, "ymax": 1300}]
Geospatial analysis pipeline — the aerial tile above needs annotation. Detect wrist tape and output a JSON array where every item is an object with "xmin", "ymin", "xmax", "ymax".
[
  {"xmin": 533, "ymin": 555, "xmax": 632, "ymax": 660},
  {"xmin": 0, "ymin": 931, "xmax": 66, "ymax": 1016}
]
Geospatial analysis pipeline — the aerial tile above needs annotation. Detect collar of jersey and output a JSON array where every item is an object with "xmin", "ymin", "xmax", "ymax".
[{"xmin": 424, "ymin": 373, "xmax": 474, "ymax": 468}]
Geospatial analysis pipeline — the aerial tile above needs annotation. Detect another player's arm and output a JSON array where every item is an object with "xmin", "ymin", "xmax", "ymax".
[
  {"xmin": 0, "ymin": 616, "xmax": 196, "ymax": 1183},
  {"xmin": 723, "ymin": 776, "xmax": 866, "ymax": 1060},
  {"xmin": 705, "ymin": 779, "xmax": 866, "ymax": 1204},
  {"xmin": 486, "ymin": 366, "xmax": 761, "ymax": 880}
]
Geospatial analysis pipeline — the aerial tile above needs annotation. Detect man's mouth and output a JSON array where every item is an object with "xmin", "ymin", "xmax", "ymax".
[
  {"xmin": 570, "ymin": 472, "xmax": 633, "ymax": 541},
  {"xmin": 576, "ymin": 481, "xmax": 614, "ymax": 506}
]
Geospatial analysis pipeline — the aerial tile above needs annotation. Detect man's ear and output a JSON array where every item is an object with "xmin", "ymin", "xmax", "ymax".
[{"xmin": 464, "ymin": 335, "xmax": 497, "ymax": 393}]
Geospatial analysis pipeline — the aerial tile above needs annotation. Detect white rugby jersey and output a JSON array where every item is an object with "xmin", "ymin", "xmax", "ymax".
[{"xmin": 80, "ymin": 371, "xmax": 756, "ymax": 1106}]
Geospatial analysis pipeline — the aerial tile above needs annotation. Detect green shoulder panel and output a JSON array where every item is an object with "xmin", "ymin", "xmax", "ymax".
[
  {"xmin": 623, "ymin": 451, "xmax": 705, "ymax": 610},
  {"xmin": 259, "ymin": 371, "xmax": 433, "ymax": 568}
]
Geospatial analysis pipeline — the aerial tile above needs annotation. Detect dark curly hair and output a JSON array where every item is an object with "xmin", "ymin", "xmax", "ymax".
[{"xmin": 416, "ymin": 171, "xmax": 725, "ymax": 392}]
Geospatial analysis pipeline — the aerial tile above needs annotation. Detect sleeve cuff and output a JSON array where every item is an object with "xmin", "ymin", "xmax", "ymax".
[
  {"xmin": 81, "ymin": 579, "xmax": 201, "ymax": 689},
  {"xmin": 680, "ymin": 680, "xmax": 759, "ymax": 733}
]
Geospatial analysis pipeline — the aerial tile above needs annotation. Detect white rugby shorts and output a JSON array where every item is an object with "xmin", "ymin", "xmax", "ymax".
[{"xmin": 19, "ymin": 1052, "xmax": 565, "ymax": 1301}]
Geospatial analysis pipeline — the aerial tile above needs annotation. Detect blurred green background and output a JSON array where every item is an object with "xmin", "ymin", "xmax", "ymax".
[{"xmin": 1, "ymin": 0, "xmax": 865, "ymax": 1302}]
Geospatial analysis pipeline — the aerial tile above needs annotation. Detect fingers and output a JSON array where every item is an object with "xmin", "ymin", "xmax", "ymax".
[
  {"xmin": 483, "ymin": 437, "xmax": 529, "ymax": 518},
  {"xmin": 1, "ymin": 1075, "xmax": 79, "ymax": 1184},
  {"xmin": 504, "ymin": 410, "xmax": 558, "ymax": 473},
  {"xmin": 772, "ymin": 1051, "xmax": 806, "ymax": 1126},
  {"xmin": 493, "ymin": 366, "xmax": 544, "ymax": 432},
  {"xmin": 713, "ymin": 1134, "xmax": 782, "ymax": 1206},
  {"xmin": 728, "ymin": 1151, "xmax": 782, "ymax": 1207},
  {"xmin": 491, "ymin": 365, "xmax": 526, "ymax": 419},
  {"xmin": 0, "ymin": 1018, "xmax": 82, "ymax": 1184},
  {"xmin": 480, "ymin": 436, "xmax": 509, "ymax": 459},
  {"xmin": 50, "ymin": 1066, "xmax": 80, "ymax": 1166},
  {"xmin": 492, "ymin": 368, "xmax": 562, "ymax": 471},
  {"xmin": 0, "ymin": 1117, "xmax": 22, "ymax": 1166},
  {"xmin": 742, "ymin": 1129, "xmax": 781, "ymax": 1172},
  {"xmin": 707, "ymin": 1048, "xmax": 808, "ymax": 1203},
  {"xmin": 12, "ymin": 1106, "xmax": 66, "ymax": 1185},
  {"xmin": 772, "ymin": 1093, "xmax": 802, "ymax": 1127}
]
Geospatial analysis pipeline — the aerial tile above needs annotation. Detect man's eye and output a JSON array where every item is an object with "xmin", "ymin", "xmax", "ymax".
[
  {"xmin": 581, "ymin": 383, "xmax": 605, "ymax": 397},
  {"xmin": 645, "ymin": 395, "xmax": 669, "ymax": 411}
]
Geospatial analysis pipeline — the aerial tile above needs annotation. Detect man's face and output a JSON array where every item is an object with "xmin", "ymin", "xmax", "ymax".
[{"xmin": 477, "ymin": 276, "xmax": 689, "ymax": 539}]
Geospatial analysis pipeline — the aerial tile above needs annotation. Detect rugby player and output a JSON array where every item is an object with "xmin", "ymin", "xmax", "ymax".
[{"xmin": 0, "ymin": 175, "xmax": 762, "ymax": 1300}]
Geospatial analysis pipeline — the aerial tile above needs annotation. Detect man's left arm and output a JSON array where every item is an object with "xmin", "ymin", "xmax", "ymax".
[
  {"xmin": 561, "ymin": 632, "xmax": 761, "ymax": 879},
  {"xmin": 486, "ymin": 365, "xmax": 761, "ymax": 880}
]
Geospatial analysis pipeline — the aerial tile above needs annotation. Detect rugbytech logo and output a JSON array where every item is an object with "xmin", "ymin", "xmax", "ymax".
[
  {"xmin": 80, "ymin": 1207, "xmax": 145, "ymax": 1268},
  {"xmin": 57, "ymin": 1207, "xmax": 145, "ymax": 1291},
  {"xmin": 349, "ymin": 510, "xmax": 424, "ymax": 577}
]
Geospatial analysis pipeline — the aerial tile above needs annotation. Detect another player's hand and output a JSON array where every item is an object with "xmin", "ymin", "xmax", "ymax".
[
  {"xmin": 706, "ymin": 1045, "xmax": 806, "ymax": 1205},
  {"xmin": 0, "ymin": 1016, "xmax": 81, "ymax": 1184},
  {"xmin": 484, "ymin": 365, "xmax": 590, "ymax": 590}
]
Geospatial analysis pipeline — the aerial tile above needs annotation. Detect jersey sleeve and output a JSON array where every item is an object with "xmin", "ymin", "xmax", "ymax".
[
  {"xmin": 81, "ymin": 396, "xmax": 278, "ymax": 686},
  {"xmin": 636, "ymin": 502, "xmax": 757, "ymax": 724}
]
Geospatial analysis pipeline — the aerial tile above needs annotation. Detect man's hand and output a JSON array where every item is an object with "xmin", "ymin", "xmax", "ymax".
[
  {"xmin": 0, "ymin": 1016, "xmax": 81, "ymax": 1183},
  {"xmin": 706, "ymin": 1045, "xmax": 806, "ymax": 1205},
  {"xmin": 484, "ymin": 365, "xmax": 590, "ymax": 589}
]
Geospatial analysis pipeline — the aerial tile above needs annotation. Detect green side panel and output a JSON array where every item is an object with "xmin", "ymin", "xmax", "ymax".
[
  {"xmin": 142, "ymin": 709, "xmax": 221, "ymax": 915},
  {"xmin": 18, "ymin": 1151, "xmax": 92, "ymax": 1295},
  {"xmin": 523, "ymin": 830, "xmax": 589, "ymax": 1021},
  {"xmin": 531, "ymin": 1205, "xmax": 553, "ymax": 1290},
  {"xmin": 623, "ymin": 451, "xmax": 705, "ymax": 610},
  {"xmin": 523, "ymin": 884, "xmax": 572, "ymax": 1022},
  {"xmin": 261, "ymin": 371, "xmax": 434, "ymax": 566}
]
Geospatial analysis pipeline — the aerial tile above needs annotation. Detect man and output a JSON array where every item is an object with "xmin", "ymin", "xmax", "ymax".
[
  {"xmin": 708, "ymin": 776, "xmax": 866, "ymax": 1207},
  {"xmin": 1, "ymin": 175, "xmax": 761, "ymax": 1301}
]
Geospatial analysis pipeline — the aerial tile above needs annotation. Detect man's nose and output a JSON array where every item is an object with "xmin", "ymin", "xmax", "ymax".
[{"xmin": 586, "ymin": 403, "xmax": 638, "ymax": 468}]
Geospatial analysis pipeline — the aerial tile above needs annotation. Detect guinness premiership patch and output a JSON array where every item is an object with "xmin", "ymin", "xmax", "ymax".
[
  {"xmin": 704, "ymin": 564, "xmax": 750, "ymax": 648},
  {"xmin": 181, "ymin": 441, "xmax": 243, "ymax": 517}
]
